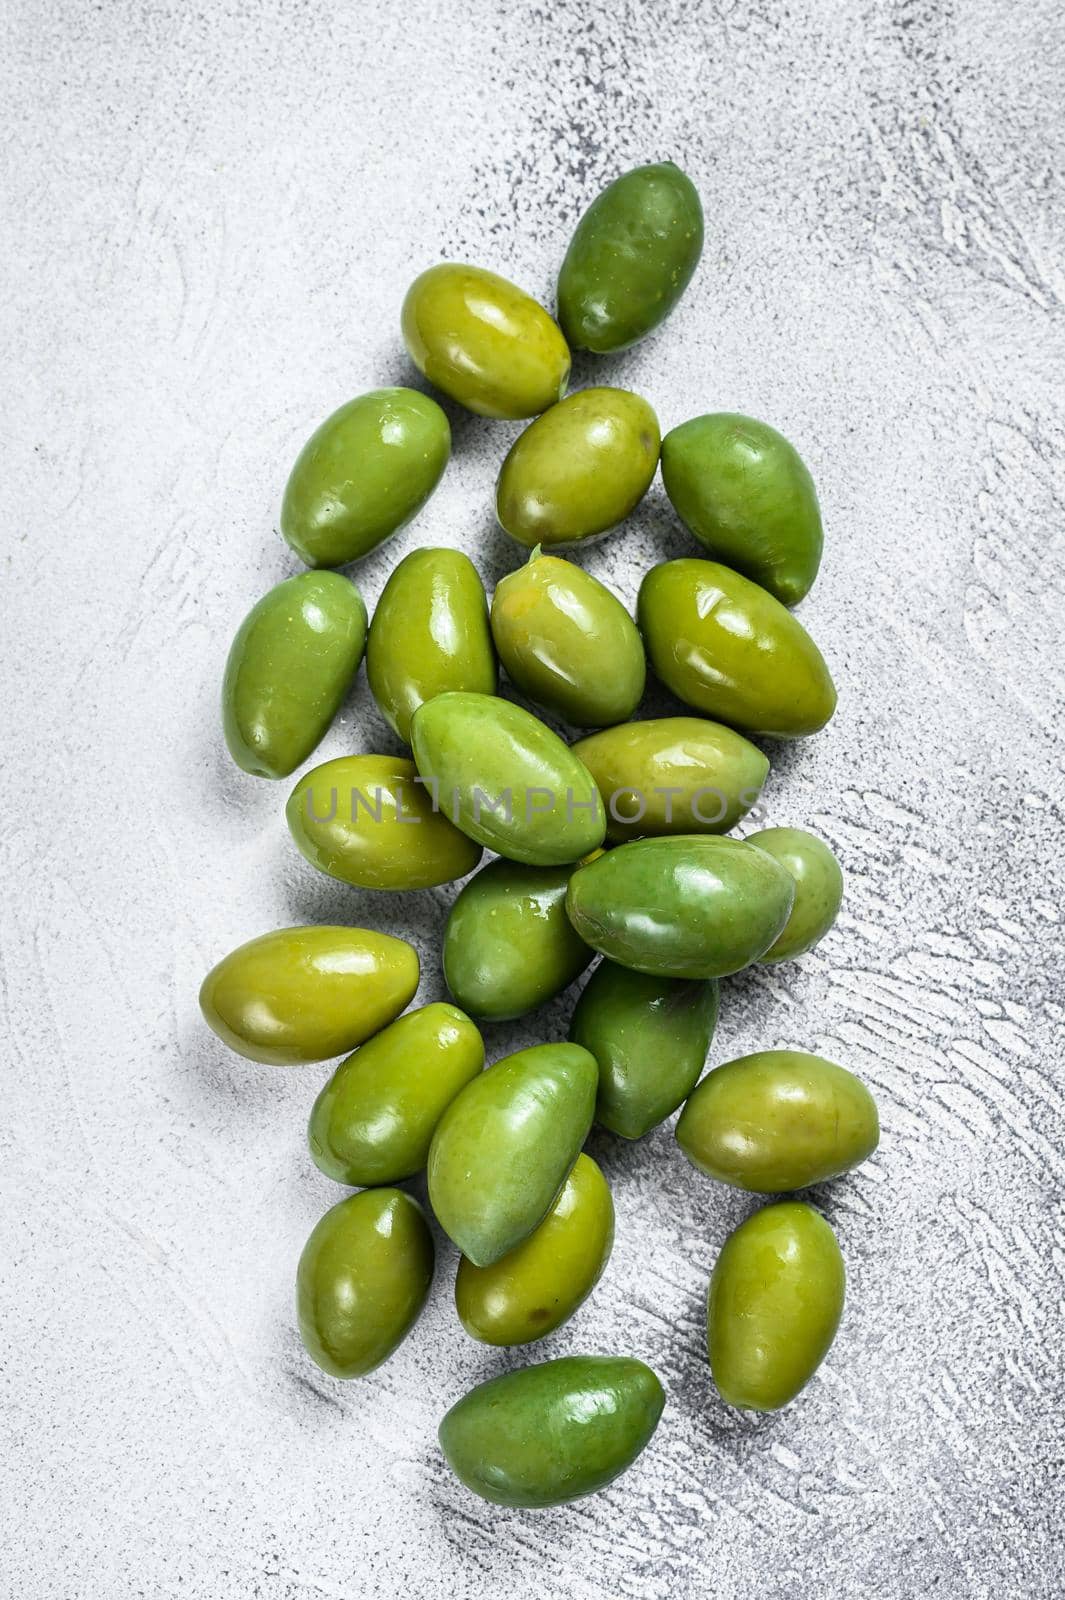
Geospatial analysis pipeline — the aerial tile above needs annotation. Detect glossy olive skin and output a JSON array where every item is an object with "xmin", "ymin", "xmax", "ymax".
[
  {"xmin": 677, "ymin": 1051, "xmax": 879, "ymax": 1193},
  {"xmin": 297, "ymin": 1189, "xmax": 433, "ymax": 1379},
  {"xmin": 410, "ymin": 691, "xmax": 605, "ymax": 866},
  {"xmin": 573, "ymin": 717, "xmax": 768, "ymax": 842},
  {"xmin": 287, "ymin": 754, "xmax": 481, "ymax": 891},
  {"xmin": 570, "ymin": 961, "xmax": 719, "ymax": 1138},
  {"xmin": 222, "ymin": 573, "xmax": 367, "ymax": 780},
  {"xmin": 427, "ymin": 1042, "xmax": 597, "ymax": 1267},
  {"xmin": 308, "ymin": 1004, "xmax": 484, "ymax": 1185},
  {"xmin": 439, "ymin": 1355, "xmax": 664, "ymax": 1507},
  {"xmin": 496, "ymin": 388, "xmax": 660, "ymax": 549},
  {"xmin": 707, "ymin": 1202, "xmax": 845, "ymax": 1410},
  {"xmin": 455, "ymin": 1154, "xmax": 614, "ymax": 1345},
  {"xmin": 558, "ymin": 161, "xmax": 704, "ymax": 353},
  {"xmin": 661, "ymin": 414, "xmax": 822, "ymax": 606},
  {"xmin": 638, "ymin": 559, "xmax": 837, "ymax": 737},
  {"xmin": 366, "ymin": 548, "xmax": 496, "ymax": 742},
  {"xmin": 566, "ymin": 836, "xmax": 794, "ymax": 980},
  {"xmin": 443, "ymin": 858, "xmax": 592, "ymax": 1021},
  {"xmin": 199, "ymin": 926, "xmax": 419, "ymax": 1065},
  {"xmin": 401, "ymin": 264, "xmax": 570, "ymax": 420},
  {"xmin": 749, "ymin": 827, "xmax": 844, "ymax": 963},
  {"xmin": 491, "ymin": 552, "xmax": 645, "ymax": 727},
  {"xmin": 281, "ymin": 389, "xmax": 450, "ymax": 567}
]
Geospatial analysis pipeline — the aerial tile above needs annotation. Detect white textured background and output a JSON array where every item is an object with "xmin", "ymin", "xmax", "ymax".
[{"xmin": 2, "ymin": 1, "xmax": 1063, "ymax": 1595}]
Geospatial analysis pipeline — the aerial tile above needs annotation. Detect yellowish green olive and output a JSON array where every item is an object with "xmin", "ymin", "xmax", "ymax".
[
  {"xmin": 297, "ymin": 1188, "xmax": 434, "ymax": 1378},
  {"xmin": 198, "ymin": 926, "xmax": 419, "ymax": 1065},
  {"xmin": 491, "ymin": 551, "xmax": 645, "ymax": 726},
  {"xmin": 638, "ymin": 559, "xmax": 836, "ymax": 737},
  {"xmin": 222, "ymin": 572, "xmax": 367, "ymax": 780},
  {"xmin": 496, "ymin": 388, "xmax": 660, "ymax": 549},
  {"xmin": 676, "ymin": 1050, "xmax": 879, "ymax": 1192},
  {"xmin": 366, "ymin": 548, "xmax": 496, "ymax": 742},
  {"xmin": 572, "ymin": 717, "xmax": 768, "ymax": 841},
  {"xmin": 707, "ymin": 1202, "xmax": 845, "ymax": 1411},
  {"xmin": 308, "ymin": 1003, "xmax": 485, "ymax": 1185},
  {"xmin": 286, "ymin": 754, "xmax": 481, "ymax": 890},
  {"xmin": 410, "ymin": 691, "xmax": 606, "ymax": 865},
  {"xmin": 428, "ymin": 1042, "xmax": 598, "ymax": 1266},
  {"xmin": 455, "ymin": 1154, "xmax": 614, "ymax": 1345},
  {"xmin": 281, "ymin": 389, "xmax": 450, "ymax": 567},
  {"xmin": 401, "ymin": 263, "xmax": 570, "ymax": 419},
  {"xmin": 749, "ymin": 827, "xmax": 844, "ymax": 962}
]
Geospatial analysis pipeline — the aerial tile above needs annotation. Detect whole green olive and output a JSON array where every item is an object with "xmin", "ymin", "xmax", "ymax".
[
  {"xmin": 281, "ymin": 388, "xmax": 449, "ymax": 567},
  {"xmin": 286, "ymin": 753, "xmax": 481, "ymax": 890},
  {"xmin": 442, "ymin": 856, "xmax": 592, "ymax": 1022},
  {"xmin": 661, "ymin": 413, "xmax": 822, "ymax": 605},
  {"xmin": 707, "ymin": 1201, "xmax": 845, "ymax": 1411},
  {"xmin": 491, "ymin": 551, "xmax": 645, "ymax": 727},
  {"xmin": 570, "ymin": 960, "xmax": 719, "ymax": 1138},
  {"xmin": 572, "ymin": 717, "xmax": 768, "ymax": 841},
  {"xmin": 308, "ymin": 1003, "xmax": 484, "ymax": 1185},
  {"xmin": 427, "ymin": 1041, "xmax": 597, "ymax": 1267},
  {"xmin": 401, "ymin": 263, "xmax": 570, "ymax": 419},
  {"xmin": 410, "ymin": 691, "xmax": 605, "ymax": 866},
  {"xmin": 222, "ymin": 572, "xmax": 367, "ymax": 780},
  {"xmin": 749, "ymin": 827, "xmax": 844, "ymax": 962},
  {"xmin": 558, "ymin": 161, "xmax": 704, "ymax": 353},
  {"xmin": 566, "ymin": 836, "xmax": 794, "ymax": 979},
  {"xmin": 496, "ymin": 387, "xmax": 660, "ymax": 549},
  {"xmin": 439, "ymin": 1355, "xmax": 665, "ymax": 1507},
  {"xmin": 198, "ymin": 926, "xmax": 419, "ymax": 1065},
  {"xmin": 297, "ymin": 1188, "xmax": 434, "ymax": 1379},
  {"xmin": 638, "ymin": 559, "xmax": 836, "ymax": 737},
  {"xmin": 366, "ymin": 548, "xmax": 496, "ymax": 743},
  {"xmin": 676, "ymin": 1050, "xmax": 879, "ymax": 1192},
  {"xmin": 455, "ymin": 1154, "xmax": 614, "ymax": 1345}
]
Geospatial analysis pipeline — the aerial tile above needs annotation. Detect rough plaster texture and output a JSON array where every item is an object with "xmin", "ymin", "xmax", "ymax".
[{"xmin": 2, "ymin": 1, "xmax": 1063, "ymax": 1596}]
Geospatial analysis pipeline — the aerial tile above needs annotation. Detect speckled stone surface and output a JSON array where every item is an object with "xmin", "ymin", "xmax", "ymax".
[{"xmin": 3, "ymin": 2, "xmax": 1063, "ymax": 1595}]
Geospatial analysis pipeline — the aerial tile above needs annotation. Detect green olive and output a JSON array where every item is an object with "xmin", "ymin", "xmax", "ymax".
[
  {"xmin": 496, "ymin": 387, "xmax": 660, "ymax": 549},
  {"xmin": 439, "ymin": 1355, "xmax": 665, "ymax": 1507},
  {"xmin": 297, "ymin": 1189, "xmax": 434, "ymax": 1378},
  {"xmin": 677, "ymin": 1050, "xmax": 879, "ymax": 1192},
  {"xmin": 638, "ymin": 559, "xmax": 836, "ymax": 737},
  {"xmin": 410, "ymin": 691, "xmax": 605, "ymax": 866},
  {"xmin": 558, "ymin": 161, "xmax": 703, "ymax": 353},
  {"xmin": 707, "ymin": 1202, "xmax": 845, "ymax": 1410},
  {"xmin": 570, "ymin": 961, "xmax": 719, "ymax": 1138},
  {"xmin": 427, "ymin": 1042, "xmax": 597, "ymax": 1267},
  {"xmin": 308, "ymin": 1003, "xmax": 484, "ymax": 1185},
  {"xmin": 749, "ymin": 827, "xmax": 844, "ymax": 962},
  {"xmin": 661, "ymin": 414, "xmax": 822, "ymax": 605},
  {"xmin": 491, "ymin": 551, "xmax": 645, "ymax": 726},
  {"xmin": 366, "ymin": 548, "xmax": 496, "ymax": 743},
  {"xmin": 401, "ymin": 263, "xmax": 570, "ymax": 419},
  {"xmin": 286, "ymin": 754, "xmax": 481, "ymax": 890},
  {"xmin": 572, "ymin": 717, "xmax": 768, "ymax": 841},
  {"xmin": 281, "ymin": 389, "xmax": 449, "ymax": 567},
  {"xmin": 198, "ymin": 925, "xmax": 419, "ymax": 1065},
  {"xmin": 443, "ymin": 857, "xmax": 592, "ymax": 1022},
  {"xmin": 222, "ymin": 572, "xmax": 367, "ymax": 780},
  {"xmin": 455, "ymin": 1154, "xmax": 614, "ymax": 1345},
  {"xmin": 566, "ymin": 836, "xmax": 794, "ymax": 979}
]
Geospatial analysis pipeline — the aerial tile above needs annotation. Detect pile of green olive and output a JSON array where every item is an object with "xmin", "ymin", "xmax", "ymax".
[{"xmin": 202, "ymin": 160, "xmax": 880, "ymax": 1510}]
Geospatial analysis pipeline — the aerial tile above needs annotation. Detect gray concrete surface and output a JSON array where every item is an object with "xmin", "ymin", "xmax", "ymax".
[{"xmin": 2, "ymin": 1, "xmax": 1063, "ymax": 1595}]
